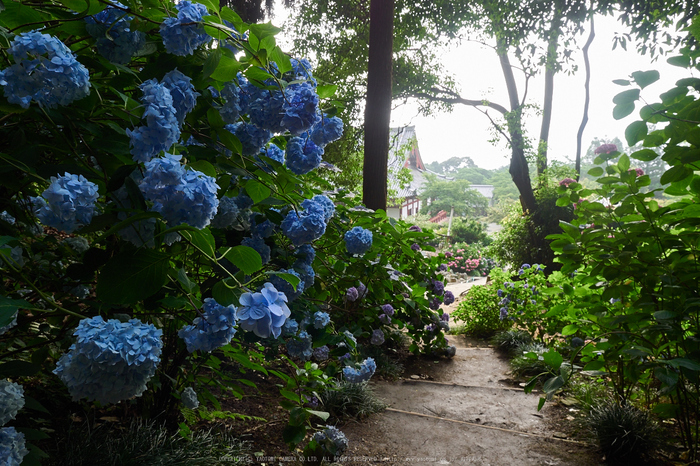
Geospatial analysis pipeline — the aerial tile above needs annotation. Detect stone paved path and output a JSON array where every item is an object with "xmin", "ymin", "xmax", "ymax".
[{"xmin": 339, "ymin": 280, "xmax": 599, "ymax": 466}]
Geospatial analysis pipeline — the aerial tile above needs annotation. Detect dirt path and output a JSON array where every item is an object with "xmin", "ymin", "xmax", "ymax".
[{"xmin": 339, "ymin": 280, "xmax": 600, "ymax": 466}]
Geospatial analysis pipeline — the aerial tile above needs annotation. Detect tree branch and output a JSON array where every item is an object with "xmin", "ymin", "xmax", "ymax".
[
  {"xmin": 575, "ymin": 14, "xmax": 595, "ymax": 181},
  {"xmin": 410, "ymin": 88, "xmax": 508, "ymax": 115}
]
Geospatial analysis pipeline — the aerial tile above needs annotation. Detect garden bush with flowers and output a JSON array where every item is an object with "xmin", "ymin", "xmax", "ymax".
[
  {"xmin": 0, "ymin": 1, "xmax": 455, "ymax": 463},
  {"xmin": 444, "ymin": 243, "xmax": 496, "ymax": 278}
]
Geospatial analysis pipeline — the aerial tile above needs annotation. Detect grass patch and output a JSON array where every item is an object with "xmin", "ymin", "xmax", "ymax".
[{"xmin": 319, "ymin": 380, "xmax": 387, "ymax": 421}]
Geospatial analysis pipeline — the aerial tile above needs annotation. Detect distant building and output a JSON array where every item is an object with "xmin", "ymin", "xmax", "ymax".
[{"xmin": 386, "ymin": 126, "xmax": 494, "ymax": 219}]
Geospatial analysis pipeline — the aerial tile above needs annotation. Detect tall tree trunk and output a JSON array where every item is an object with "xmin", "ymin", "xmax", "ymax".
[
  {"xmin": 363, "ymin": 0, "xmax": 394, "ymax": 211},
  {"xmin": 498, "ymin": 42, "xmax": 536, "ymax": 214},
  {"xmin": 537, "ymin": 22, "xmax": 561, "ymax": 178},
  {"xmin": 576, "ymin": 15, "xmax": 595, "ymax": 180}
]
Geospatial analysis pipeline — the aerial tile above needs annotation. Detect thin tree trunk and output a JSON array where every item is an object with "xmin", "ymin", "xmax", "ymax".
[
  {"xmin": 363, "ymin": 0, "xmax": 394, "ymax": 211},
  {"xmin": 498, "ymin": 42, "xmax": 536, "ymax": 213},
  {"xmin": 576, "ymin": 15, "xmax": 595, "ymax": 180},
  {"xmin": 537, "ymin": 23, "xmax": 561, "ymax": 177}
]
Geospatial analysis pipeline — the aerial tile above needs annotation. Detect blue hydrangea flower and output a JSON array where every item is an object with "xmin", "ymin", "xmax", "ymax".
[
  {"xmin": 281, "ymin": 318, "xmax": 299, "ymax": 337},
  {"xmin": 294, "ymin": 262, "xmax": 315, "ymax": 289},
  {"xmin": 0, "ymin": 31, "xmax": 91, "ymax": 109},
  {"xmin": 443, "ymin": 290, "xmax": 455, "ymax": 306},
  {"xmin": 344, "ymin": 226, "xmax": 372, "ymax": 255},
  {"xmin": 286, "ymin": 330, "xmax": 312, "ymax": 360},
  {"xmin": 140, "ymin": 154, "xmax": 219, "ymax": 229},
  {"xmin": 313, "ymin": 311, "xmax": 330, "ymax": 329},
  {"xmin": 310, "ymin": 116, "xmax": 343, "ymax": 147},
  {"xmin": 53, "ymin": 316, "xmax": 163, "ymax": 404},
  {"xmin": 0, "ymin": 245, "xmax": 24, "ymax": 268},
  {"xmin": 62, "ymin": 236, "xmax": 90, "ymax": 254},
  {"xmin": 248, "ymin": 88, "xmax": 286, "ymax": 133},
  {"xmin": 0, "ymin": 427, "xmax": 29, "ymax": 466},
  {"xmin": 281, "ymin": 83, "xmax": 320, "ymax": 135},
  {"xmin": 313, "ymin": 425, "xmax": 348, "ymax": 456},
  {"xmin": 285, "ymin": 137, "xmax": 324, "ymax": 175},
  {"xmin": 241, "ymin": 235, "xmax": 271, "ymax": 265},
  {"xmin": 255, "ymin": 143, "xmax": 285, "ymax": 172},
  {"xmin": 85, "ymin": 2, "xmax": 146, "ymax": 64},
  {"xmin": 345, "ymin": 287, "xmax": 359, "ymax": 302},
  {"xmin": 380, "ymin": 304, "xmax": 394, "ymax": 316},
  {"xmin": 160, "ymin": 1, "xmax": 211, "ymax": 56},
  {"xmin": 32, "ymin": 173, "xmax": 99, "ymax": 234},
  {"xmin": 237, "ymin": 283, "xmax": 290, "ymax": 339},
  {"xmin": 162, "ymin": 69, "xmax": 199, "ymax": 126},
  {"xmin": 312, "ymin": 345, "xmax": 329, "ymax": 361},
  {"xmin": 210, "ymin": 196, "xmax": 240, "ymax": 229},
  {"xmin": 289, "ymin": 57, "xmax": 315, "ymax": 82},
  {"xmin": 221, "ymin": 20, "xmax": 246, "ymax": 54},
  {"xmin": 178, "ymin": 298, "xmax": 237, "ymax": 353},
  {"xmin": 269, "ymin": 268, "xmax": 304, "ymax": 301},
  {"xmin": 251, "ymin": 216, "xmax": 275, "ymax": 238},
  {"xmin": 281, "ymin": 202, "xmax": 327, "ymax": 246},
  {"xmin": 521, "ymin": 263, "xmax": 531, "ymax": 269},
  {"xmin": 234, "ymin": 191, "xmax": 254, "ymax": 210},
  {"xmin": 180, "ymin": 387, "xmax": 199, "ymax": 409},
  {"xmin": 370, "ymin": 329, "xmax": 385, "ymax": 345},
  {"xmin": 343, "ymin": 357, "xmax": 376, "ymax": 383},
  {"xmin": 224, "ymin": 122, "xmax": 272, "ymax": 156},
  {"xmin": 127, "ymin": 80, "xmax": 180, "ymax": 162},
  {"xmin": 499, "ymin": 307, "xmax": 508, "ymax": 320},
  {"xmin": 0, "ymin": 381, "xmax": 24, "ymax": 426},
  {"xmin": 295, "ymin": 244, "xmax": 315, "ymax": 265},
  {"xmin": 445, "ymin": 345, "xmax": 457, "ymax": 358},
  {"xmin": 305, "ymin": 195, "xmax": 334, "ymax": 221},
  {"xmin": 217, "ymin": 81, "xmax": 241, "ymax": 123},
  {"xmin": 113, "ymin": 179, "xmax": 157, "ymax": 247}
]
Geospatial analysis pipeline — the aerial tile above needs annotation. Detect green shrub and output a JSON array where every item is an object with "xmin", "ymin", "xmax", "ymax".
[
  {"xmin": 318, "ymin": 381, "xmax": 387, "ymax": 420},
  {"xmin": 451, "ymin": 284, "xmax": 512, "ymax": 337},
  {"xmin": 587, "ymin": 401, "xmax": 659, "ymax": 462},
  {"xmin": 510, "ymin": 342, "xmax": 549, "ymax": 377},
  {"xmin": 450, "ymin": 218, "xmax": 489, "ymax": 245},
  {"xmin": 491, "ymin": 329, "xmax": 533, "ymax": 354}
]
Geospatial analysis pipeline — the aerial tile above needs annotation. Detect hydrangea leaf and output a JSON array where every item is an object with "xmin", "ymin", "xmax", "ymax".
[
  {"xmin": 210, "ymin": 55, "xmax": 239, "ymax": 82},
  {"xmin": 244, "ymin": 180, "xmax": 270, "ymax": 204},
  {"xmin": 307, "ymin": 409, "xmax": 330, "ymax": 421},
  {"xmin": 268, "ymin": 271, "xmax": 301, "ymax": 291},
  {"xmin": 625, "ymin": 120, "xmax": 648, "ymax": 146},
  {"xmin": 96, "ymin": 250, "xmax": 171, "ymax": 304},
  {"xmin": 220, "ymin": 245, "xmax": 262, "ymax": 275},
  {"xmin": 181, "ymin": 228, "xmax": 216, "ymax": 258},
  {"xmin": 631, "ymin": 70, "xmax": 660, "ymax": 89},
  {"xmin": 316, "ymin": 85, "xmax": 337, "ymax": 99},
  {"xmin": 212, "ymin": 279, "xmax": 237, "ymax": 306},
  {"xmin": 0, "ymin": 296, "xmax": 29, "ymax": 327}
]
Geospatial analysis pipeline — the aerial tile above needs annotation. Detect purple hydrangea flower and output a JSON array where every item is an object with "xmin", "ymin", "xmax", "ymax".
[
  {"xmin": 178, "ymin": 298, "xmax": 237, "ymax": 353},
  {"xmin": 312, "ymin": 345, "xmax": 330, "ymax": 361},
  {"xmin": 380, "ymin": 304, "xmax": 394, "ymax": 316},
  {"xmin": 370, "ymin": 329, "xmax": 385, "ymax": 345},
  {"xmin": 160, "ymin": 1, "xmax": 211, "ymax": 56},
  {"xmin": 344, "ymin": 226, "xmax": 373, "ymax": 255},
  {"xmin": 237, "ymin": 283, "xmax": 290, "ymax": 338},
  {"xmin": 438, "ymin": 263, "xmax": 448, "ymax": 272},
  {"xmin": 357, "ymin": 282, "xmax": 367, "ymax": 298},
  {"xmin": 432, "ymin": 280, "xmax": 445, "ymax": 296},
  {"xmin": 499, "ymin": 307, "xmax": 508, "ymax": 320},
  {"xmin": 408, "ymin": 225, "xmax": 422, "ymax": 232},
  {"xmin": 594, "ymin": 143, "xmax": 618, "ymax": 155},
  {"xmin": 443, "ymin": 290, "xmax": 455, "ymax": 306},
  {"xmin": 378, "ymin": 314, "xmax": 391, "ymax": 325},
  {"xmin": 428, "ymin": 297, "xmax": 441, "ymax": 310},
  {"xmin": 559, "ymin": 177, "xmax": 576, "ymax": 187},
  {"xmin": 346, "ymin": 287, "xmax": 359, "ymax": 302},
  {"xmin": 410, "ymin": 243, "xmax": 421, "ymax": 252}
]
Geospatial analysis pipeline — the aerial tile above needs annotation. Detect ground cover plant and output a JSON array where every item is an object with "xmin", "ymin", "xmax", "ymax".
[{"xmin": 0, "ymin": 2, "xmax": 457, "ymax": 463}]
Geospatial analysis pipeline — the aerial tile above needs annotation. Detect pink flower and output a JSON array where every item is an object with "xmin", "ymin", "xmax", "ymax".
[
  {"xmin": 594, "ymin": 143, "xmax": 618, "ymax": 155},
  {"xmin": 559, "ymin": 177, "xmax": 576, "ymax": 187},
  {"xmin": 629, "ymin": 168, "xmax": 644, "ymax": 177}
]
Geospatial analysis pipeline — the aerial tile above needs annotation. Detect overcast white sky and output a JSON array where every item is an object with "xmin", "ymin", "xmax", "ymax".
[
  {"xmin": 389, "ymin": 15, "xmax": 695, "ymax": 170},
  {"xmin": 275, "ymin": 8, "xmax": 695, "ymax": 171}
]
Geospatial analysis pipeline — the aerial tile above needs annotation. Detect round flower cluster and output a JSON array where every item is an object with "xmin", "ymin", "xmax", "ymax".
[
  {"xmin": 312, "ymin": 425, "xmax": 349, "ymax": 457},
  {"xmin": 281, "ymin": 82, "xmax": 321, "ymax": 135},
  {"xmin": 410, "ymin": 243, "xmax": 421, "ymax": 252},
  {"xmin": 281, "ymin": 318, "xmax": 299, "ymax": 337},
  {"xmin": 32, "ymin": 173, "xmax": 99, "ymax": 234},
  {"xmin": 180, "ymin": 387, "xmax": 200, "ymax": 409},
  {"xmin": 370, "ymin": 329, "xmax": 385, "ymax": 345},
  {"xmin": 242, "ymin": 235, "xmax": 271, "ymax": 265},
  {"xmin": 0, "ymin": 381, "xmax": 24, "ymax": 426},
  {"xmin": 127, "ymin": 79, "xmax": 180, "ymax": 162},
  {"xmin": 408, "ymin": 225, "xmax": 422, "ymax": 232},
  {"xmin": 293, "ymin": 244, "xmax": 316, "ymax": 289},
  {"xmin": 178, "ymin": 298, "xmax": 238, "ymax": 353},
  {"xmin": 447, "ymin": 249, "xmax": 481, "ymax": 274},
  {"xmin": 53, "ymin": 316, "xmax": 163, "ymax": 405},
  {"xmin": 0, "ymin": 31, "xmax": 91, "ymax": 109},
  {"xmin": 344, "ymin": 226, "xmax": 373, "ymax": 255},
  {"xmin": 594, "ymin": 143, "xmax": 618, "ymax": 155},
  {"xmin": 63, "ymin": 236, "xmax": 90, "ymax": 254},
  {"xmin": 269, "ymin": 268, "xmax": 304, "ymax": 301},
  {"xmin": 85, "ymin": 2, "xmax": 146, "ymax": 64},
  {"xmin": 216, "ymin": 81, "xmax": 242, "ymax": 124},
  {"xmin": 559, "ymin": 177, "xmax": 576, "ymax": 187},
  {"xmin": 281, "ymin": 197, "xmax": 330, "ymax": 245},
  {"xmin": 210, "ymin": 196, "xmax": 240, "ymax": 229},
  {"xmin": 237, "ymin": 283, "xmax": 290, "ymax": 339},
  {"xmin": 0, "ymin": 426, "xmax": 29, "ymax": 466},
  {"xmin": 312, "ymin": 345, "xmax": 330, "ymax": 361},
  {"xmin": 310, "ymin": 115, "xmax": 344, "ymax": 147},
  {"xmin": 225, "ymin": 122, "xmax": 272, "ymax": 156},
  {"xmin": 630, "ymin": 167, "xmax": 645, "ymax": 177},
  {"xmin": 160, "ymin": 1, "xmax": 211, "ymax": 56},
  {"xmin": 286, "ymin": 330, "xmax": 313, "ymax": 360},
  {"xmin": 162, "ymin": 69, "xmax": 199, "ymax": 126},
  {"xmin": 255, "ymin": 144, "xmax": 285, "ymax": 171},
  {"xmin": 343, "ymin": 357, "xmax": 376, "ymax": 383},
  {"xmin": 443, "ymin": 290, "xmax": 455, "ymax": 306},
  {"xmin": 140, "ymin": 154, "xmax": 220, "ymax": 229},
  {"xmin": 346, "ymin": 287, "xmax": 359, "ymax": 302},
  {"xmin": 432, "ymin": 280, "xmax": 445, "ymax": 296},
  {"xmin": 285, "ymin": 137, "xmax": 324, "ymax": 175},
  {"xmin": 313, "ymin": 311, "xmax": 331, "ymax": 329}
]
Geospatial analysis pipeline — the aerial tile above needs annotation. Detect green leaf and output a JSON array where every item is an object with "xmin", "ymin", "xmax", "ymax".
[
  {"xmin": 612, "ymin": 88, "xmax": 640, "ymax": 105},
  {"xmin": 631, "ymin": 70, "xmax": 660, "ymax": 89},
  {"xmin": 181, "ymin": 228, "xmax": 216, "ymax": 258},
  {"xmin": 212, "ymin": 279, "xmax": 237, "ymax": 306},
  {"xmin": 583, "ymin": 360, "xmax": 605, "ymax": 371},
  {"xmin": 282, "ymin": 424, "xmax": 306, "ymax": 446},
  {"xmin": 96, "ymin": 250, "xmax": 171, "ymax": 304},
  {"xmin": 217, "ymin": 127, "xmax": 242, "ymax": 154},
  {"xmin": 244, "ymin": 180, "xmax": 271, "ymax": 204},
  {"xmin": 667, "ymin": 55, "xmax": 690, "ymax": 67},
  {"xmin": 613, "ymin": 102, "xmax": 635, "ymax": 120},
  {"xmin": 618, "ymin": 153, "xmax": 630, "ymax": 172},
  {"xmin": 187, "ymin": 160, "xmax": 217, "ymax": 178},
  {"xmin": 177, "ymin": 268, "xmax": 196, "ymax": 293},
  {"xmin": 202, "ymin": 49, "xmax": 222, "ymax": 79},
  {"xmin": 220, "ymin": 246, "xmax": 263, "ymax": 275},
  {"xmin": 268, "ymin": 47, "xmax": 292, "ymax": 74},
  {"xmin": 307, "ymin": 409, "xmax": 330, "ymax": 421},
  {"xmin": 668, "ymin": 358, "xmax": 700, "ymax": 371},
  {"xmin": 631, "ymin": 149, "xmax": 659, "ymax": 161},
  {"xmin": 612, "ymin": 79, "xmax": 630, "ymax": 86},
  {"xmin": 543, "ymin": 375, "xmax": 565, "ymax": 394},
  {"xmin": 660, "ymin": 165, "xmax": 693, "ymax": 185},
  {"xmin": 537, "ymin": 397, "xmax": 546, "ymax": 411},
  {"xmin": 625, "ymin": 121, "xmax": 648, "ymax": 146},
  {"xmin": 542, "ymin": 350, "xmax": 563, "ymax": 370},
  {"xmin": 561, "ymin": 324, "xmax": 578, "ymax": 336},
  {"xmin": 198, "ymin": 0, "xmax": 218, "ymax": 14},
  {"xmin": 587, "ymin": 166, "xmax": 604, "ymax": 177},
  {"xmin": 211, "ymin": 55, "xmax": 240, "ymax": 82},
  {"xmin": 0, "ymin": 296, "xmax": 29, "ymax": 327},
  {"xmin": 316, "ymin": 84, "xmax": 338, "ymax": 99},
  {"xmin": 652, "ymin": 403, "xmax": 679, "ymax": 418},
  {"xmin": 269, "ymin": 271, "xmax": 301, "ymax": 291}
]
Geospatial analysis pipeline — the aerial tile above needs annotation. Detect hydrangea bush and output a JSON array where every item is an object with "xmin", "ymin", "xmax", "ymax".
[{"xmin": 0, "ymin": 0, "xmax": 455, "ymax": 459}]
